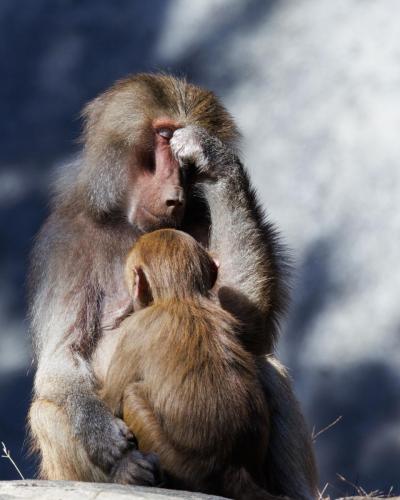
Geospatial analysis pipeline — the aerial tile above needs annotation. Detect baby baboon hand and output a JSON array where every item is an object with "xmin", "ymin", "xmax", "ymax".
[
  {"xmin": 111, "ymin": 449, "xmax": 162, "ymax": 486},
  {"xmin": 85, "ymin": 416, "xmax": 136, "ymax": 473}
]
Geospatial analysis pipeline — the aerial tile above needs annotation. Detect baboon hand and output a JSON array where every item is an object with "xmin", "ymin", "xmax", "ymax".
[
  {"xmin": 170, "ymin": 125, "xmax": 239, "ymax": 180},
  {"xmin": 85, "ymin": 416, "xmax": 136, "ymax": 473},
  {"xmin": 111, "ymin": 449, "xmax": 163, "ymax": 486}
]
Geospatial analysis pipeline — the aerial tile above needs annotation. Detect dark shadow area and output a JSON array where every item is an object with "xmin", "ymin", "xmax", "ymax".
[
  {"xmin": 284, "ymin": 238, "xmax": 344, "ymax": 373},
  {"xmin": 285, "ymin": 239, "xmax": 400, "ymax": 495},
  {"xmin": 0, "ymin": 372, "xmax": 36, "ymax": 480},
  {"xmin": 0, "ymin": 190, "xmax": 47, "ymax": 479},
  {"xmin": 0, "ymin": 0, "xmax": 170, "ymax": 165},
  {"xmin": 311, "ymin": 361, "xmax": 400, "ymax": 496}
]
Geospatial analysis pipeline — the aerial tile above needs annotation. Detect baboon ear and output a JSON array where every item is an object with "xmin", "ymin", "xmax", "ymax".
[
  {"xmin": 209, "ymin": 259, "xmax": 220, "ymax": 289},
  {"xmin": 133, "ymin": 267, "xmax": 152, "ymax": 308}
]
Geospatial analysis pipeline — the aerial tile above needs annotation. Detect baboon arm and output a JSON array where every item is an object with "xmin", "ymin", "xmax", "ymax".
[
  {"xmin": 31, "ymin": 250, "xmax": 104, "ymax": 407},
  {"xmin": 205, "ymin": 166, "xmax": 275, "ymax": 314},
  {"xmin": 260, "ymin": 357, "xmax": 318, "ymax": 500},
  {"xmin": 171, "ymin": 126, "xmax": 287, "ymax": 349},
  {"xmin": 31, "ymin": 264, "xmax": 102, "ymax": 404},
  {"xmin": 28, "ymin": 398, "xmax": 107, "ymax": 482},
  {"xmin": 31, "ymin": 314, "xmax": 133, "ymax": 476},
  {"xmin": 30, "ymin": 240, "xmax": 133, "ymax": 475},
  {"xmin": 201, "ymin": 158, "xmax": 286, "ymax": 351}
]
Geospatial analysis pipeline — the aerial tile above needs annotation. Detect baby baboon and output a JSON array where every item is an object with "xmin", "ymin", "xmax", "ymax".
[{"xmin": 102, "ymin": 228, "xmax": 282, "ymax": 500}]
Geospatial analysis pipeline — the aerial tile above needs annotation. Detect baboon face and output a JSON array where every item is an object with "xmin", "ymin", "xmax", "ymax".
[
  {"xmin": 127, "ymin": 120, "xmax": 186, "ymax": 232},
  {"xmin": 81, "ymin": 74, "xmax": 239, "ymax": 228}
]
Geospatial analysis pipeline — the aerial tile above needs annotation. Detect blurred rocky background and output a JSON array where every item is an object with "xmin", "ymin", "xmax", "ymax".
[{"xmin": 1, "ymin": 0, "xmax": 399, "ymax": 496}]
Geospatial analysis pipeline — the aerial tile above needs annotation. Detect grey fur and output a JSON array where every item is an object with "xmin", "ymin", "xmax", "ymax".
[{"xmin": 29, "ymin": 77, "xmax": 317, "ymax": 497}]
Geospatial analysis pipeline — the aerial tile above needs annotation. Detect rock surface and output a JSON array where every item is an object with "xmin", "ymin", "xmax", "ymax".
[
  {"xmin": 0, "ymin": 481, "xmax": 226, "ymax": 500},
  {"xmin": 1, "ymin": 481, "xmax": 399, "ymax": 500}
]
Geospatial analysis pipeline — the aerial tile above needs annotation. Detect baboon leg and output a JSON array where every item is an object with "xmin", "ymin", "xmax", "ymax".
[
  {"xmin": 260, "ymin": 357, "xmax": 318, "ymax": 500},
  {"xmin": 29, "ymin": 398, "xmax": 107, "ymax": 481},
  {"xmin": 223, "ymin": 466, "xmax": 289, "ymax": 500}
]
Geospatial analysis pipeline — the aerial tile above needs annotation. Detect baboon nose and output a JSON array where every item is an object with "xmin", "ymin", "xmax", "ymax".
[
  {"xmin": 165, "ymin": 188, "xmax": 184, "ymax": 208},
  {"xmin": 166, "ymin": 198, "xmax": 183, "ymax": 208}
]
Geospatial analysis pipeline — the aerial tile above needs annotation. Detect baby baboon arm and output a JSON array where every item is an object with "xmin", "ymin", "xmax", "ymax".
[{"xmin": 123, "ymin": 384, "xmax": 170, "ymax": 455}]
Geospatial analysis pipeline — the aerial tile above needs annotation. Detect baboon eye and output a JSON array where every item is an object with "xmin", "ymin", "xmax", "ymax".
[{"xmin": 157, "ymin": 128, "xmax": 174, "ymax": 140}]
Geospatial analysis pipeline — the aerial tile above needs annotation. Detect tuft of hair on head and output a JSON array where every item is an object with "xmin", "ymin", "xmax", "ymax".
[
  {"xmin": 125, "ymin": 229, "xmax": 218, "ymax": 302},
  {"xmin": 81, "ymin": 72, "xmax": 241, "ymax": 155}
]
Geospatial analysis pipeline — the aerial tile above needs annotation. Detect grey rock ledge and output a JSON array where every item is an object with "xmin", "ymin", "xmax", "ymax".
[{"xmin": 0, "ymin": 480, "xmax": 227, "ymax": 500}]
